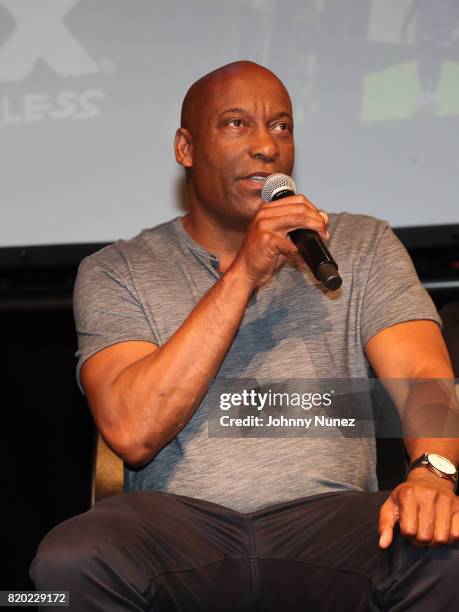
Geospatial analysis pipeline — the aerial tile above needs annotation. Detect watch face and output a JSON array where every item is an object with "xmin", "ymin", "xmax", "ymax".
[{"xmin": 428, "ymin": 453, "xmax": 457, "ymax": 475}]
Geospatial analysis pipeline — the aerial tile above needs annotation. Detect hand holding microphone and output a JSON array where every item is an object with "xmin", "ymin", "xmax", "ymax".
[
  {"xmin": 261, "ymin": 174, "xmax": 342, "ymax": 291},
  {"xmin": 230, "ymin": 174, "xmax": 341, "ymax": 291}
]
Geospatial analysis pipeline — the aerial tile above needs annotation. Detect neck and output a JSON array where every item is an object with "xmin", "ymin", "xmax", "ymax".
[{"xmin": 181, "ymin": 209, "xmax": 247, "ymax": 273}]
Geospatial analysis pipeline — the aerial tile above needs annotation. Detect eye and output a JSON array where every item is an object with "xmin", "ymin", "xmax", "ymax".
[
  {"xmin": 273, "ymin": 122, "xmax": 291, "ymax": 132},
  {"xmin": 228, "ymin": 118, "xmax": 244, "ymax": 127}
]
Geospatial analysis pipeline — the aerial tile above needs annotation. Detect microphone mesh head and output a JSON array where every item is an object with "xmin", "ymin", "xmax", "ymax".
[{"xmin": 261, "ymin": 173, "xmax": 296, "ymax": 202}]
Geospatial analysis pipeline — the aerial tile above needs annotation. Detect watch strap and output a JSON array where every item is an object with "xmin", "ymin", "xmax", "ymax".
[{"xmin": 408, "ymin": 453, "xmax": 458, "ymax": 488}]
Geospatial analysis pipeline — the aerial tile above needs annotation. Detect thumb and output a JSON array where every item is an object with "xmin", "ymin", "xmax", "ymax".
[{"xmin": 379, "ymin": 497, "xmax": 399, "ymax": 549}]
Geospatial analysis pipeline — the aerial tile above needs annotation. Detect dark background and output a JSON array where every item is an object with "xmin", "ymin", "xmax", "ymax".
[{"xmin": 1, "ymin": 225, "xmax": 458, "ymax": 602}]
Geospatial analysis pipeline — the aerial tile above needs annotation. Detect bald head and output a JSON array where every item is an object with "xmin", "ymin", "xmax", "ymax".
[
  {"xmin": 174, "ymin": 60, "xmax": 295, "ymax": 226},
  {"xmin": 180, "ymin": 61, "xmax": 291, "ymax": 132}
]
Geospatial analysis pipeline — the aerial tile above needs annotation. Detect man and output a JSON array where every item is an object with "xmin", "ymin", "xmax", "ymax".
[{"xmin": 31, "ymin": 61, "xmax": 459, "ymax": 611}]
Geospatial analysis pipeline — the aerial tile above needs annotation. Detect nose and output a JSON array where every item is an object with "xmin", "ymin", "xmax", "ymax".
[{"xmin": 248, "ymin": 126, "xmax": 280, "ymax": 162}]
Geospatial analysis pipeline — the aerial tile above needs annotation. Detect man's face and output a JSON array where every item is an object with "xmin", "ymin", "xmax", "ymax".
[{"xmin": 183, "ymin": 68, "xmax": 295, "ymax": 229}]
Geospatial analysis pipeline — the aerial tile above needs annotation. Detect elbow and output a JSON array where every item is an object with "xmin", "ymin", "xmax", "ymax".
[
  {"xmin": 122, "ymin": 422, "xmax": 183, "ymax": 468},
  {"xmin": 108, "ymin": 434, "xmax": 156, "ymax": 468},
  {"xmin": 106, "ymin": 392, "xmax": 163, "ymax": 468},
  {"xmin": 122, "ymin": 444, "xmax": 158, "ymax": 469},
  {"xmin": 113, "ymin": 430, "xmax": 165, "ymax": 469},
  {"xmin": 122, "ymin": 452, "xmax": 151, "ymax": 470},
  {"xmin": 102, "ymin": 387, "xmax": 184, "ymax": 468}
]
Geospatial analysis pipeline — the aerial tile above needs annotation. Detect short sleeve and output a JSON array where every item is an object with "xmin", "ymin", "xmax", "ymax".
[
  {"xmin": 360, "ymin": 223, "xmax": 441, "ymax": 348},
  {"xmin": 73, "ymin": 251, "xmax": 157, "ymax": 395}
]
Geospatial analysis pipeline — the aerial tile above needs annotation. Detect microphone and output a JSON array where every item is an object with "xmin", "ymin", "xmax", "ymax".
[{"xmin": 261, "ymin": 174, "xmax": 342, "ymax": 291}]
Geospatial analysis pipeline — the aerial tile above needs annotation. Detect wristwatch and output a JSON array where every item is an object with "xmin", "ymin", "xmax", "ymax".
[{"xmin": 407, "ymin": 453, "xmax": 458, "ymax": 489}]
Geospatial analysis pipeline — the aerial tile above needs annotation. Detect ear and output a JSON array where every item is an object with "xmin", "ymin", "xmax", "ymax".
[{"xmin": 174, "ymin": 128, "xmax": 193, "ymax": 168}]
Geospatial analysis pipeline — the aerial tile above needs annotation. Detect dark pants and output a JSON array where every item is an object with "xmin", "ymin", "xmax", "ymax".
[{"xmin": 30, "ymin": 489, "xmax": 459, "ymax": 611}]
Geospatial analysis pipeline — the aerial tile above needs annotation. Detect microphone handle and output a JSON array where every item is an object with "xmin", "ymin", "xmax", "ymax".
[
  {"xmin": 271, "ymin": 189, "xmax": 342, "ymax": 291},
  {"xmin": 288, "ymin": 229, "xmax": 342, "ymax": 291}
]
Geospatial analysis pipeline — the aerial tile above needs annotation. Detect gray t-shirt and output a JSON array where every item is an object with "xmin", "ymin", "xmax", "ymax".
[{"xmin": 73, "ymin": 213, "xmax": 441, "ymax": 512}]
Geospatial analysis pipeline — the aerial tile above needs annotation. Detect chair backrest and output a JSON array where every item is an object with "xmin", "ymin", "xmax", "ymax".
[{"xmin": 91, "ymin": 433, "xmax": 124, "ymax": 505}]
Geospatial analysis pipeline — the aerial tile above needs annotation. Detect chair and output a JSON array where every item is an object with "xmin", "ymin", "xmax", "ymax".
[{"xmin": 90, "ymin": 433, "xmax": 124, "ymax": 505}]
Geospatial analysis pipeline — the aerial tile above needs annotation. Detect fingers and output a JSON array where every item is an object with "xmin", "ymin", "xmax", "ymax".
[
  {"xmin": 408, "ymin": 491, "xmax": 456, "ymax": 547},
  {"xmin": 397, "ymin": 488, "xmax": 418, "ymax": 541},
  {"xmin": 257, "ymin": 196, "xmax": 329, "ymax": 241},
  {"xmin": 233, "ymin": 194, "xmax": 329, "ymax": 290},
  {"xmin": 265, "ymin": 193, "xmax": 319, "ymax": 212},
  {"xmin": 378, "ymin": 497, "xmax": 398, "ymax": 549},
  {"xmin": 432, "ymin": 495, "xmax": 454, "ymax": 546},
  {"xmin": 414, "ymin": 492, "xmax": 436, "ymax": 545},
  {"xmin": 275, "ymin": 236, "xmax": 301, "ymax": 260},
  {"xmin": 273, "ymin": 239, "xmax": 303, "ymax": 273},
  {"xmin": 384, "ymin": 480, "xmax": 459, "ymax": 549},
  {"xmin": 261, "ymin": 194, "xmax": 323, "ymax": 220}
]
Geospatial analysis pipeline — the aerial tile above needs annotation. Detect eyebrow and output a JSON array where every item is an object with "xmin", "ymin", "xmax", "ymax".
[{"xmin": 218, "ymin": 108, "xmax": 293, "ymax": 123}]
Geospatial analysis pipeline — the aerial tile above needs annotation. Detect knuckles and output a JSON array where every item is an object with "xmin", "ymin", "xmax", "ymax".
[
  {"xmin": 399, "ymin": 524, "xmax": 417, "ymax": 538},
  {"xmin": 295, "ymin": 194, "xmax": 317, "ymax": 210},
  {"xmin": 415, "ymin": 531, "xmax": 435, "ymax": 543},
  {"xmin": 259, "ymin": 231, "xmax": 276, "ymax": 248},
  {"xmin": 255, "ymin": 218, "xmax": 271, "ymax": 234},
  {"xmin": 433, "ymin": 534, "xmax": 450, "ymax": 546},
  {"xmin": 254, "ymin": 203, "xmax": 327, "ymax": 229},
  {"xmin": 394, "ymin": 482, "xmax": 458, "ymax": 547},
  {"xmin": 422, "ymin": 488, "xmax": 439, "ymax": 502},
  {"xmin": 399, "ymin": 482, "xmax": 448, "ymax": 503}
]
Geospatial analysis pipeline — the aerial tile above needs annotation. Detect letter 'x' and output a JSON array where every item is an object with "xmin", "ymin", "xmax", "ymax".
[{"xmin": 0, "ymin": 0, "xmax": 98, "ymax": 82}]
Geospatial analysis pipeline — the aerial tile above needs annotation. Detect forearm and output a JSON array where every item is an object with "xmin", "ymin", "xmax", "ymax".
[
  {"xmin": 403, "ymin": 378, "xmax": 459, "ymax": 468},
  {"xmin": 404, "ymin": 439, "xmax": 459, "ymax": 467},
  {"xmin": 110, "ymin": 263, "xmax": 253, "ymax": 466}
]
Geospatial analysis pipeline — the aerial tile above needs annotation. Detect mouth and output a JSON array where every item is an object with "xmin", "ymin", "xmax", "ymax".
[{"xmin": 239, "ymin": 172, "xmax": 271, "ymax": 185}]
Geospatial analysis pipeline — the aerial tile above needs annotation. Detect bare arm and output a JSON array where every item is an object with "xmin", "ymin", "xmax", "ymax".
[
  {"xmin": 365, "ymin": 320, "xmax": 459, "ymax": 548},
  {"xmin": 82, "ymin": 267, "xmax": 252, "ymax": 467},
  {"xmin": 81, "ymin": 197, "xmax": 328, "ymax": 467},
  {"xmin": 365, "ymin": 319, "xmax": 459, "ymax": 466}
]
